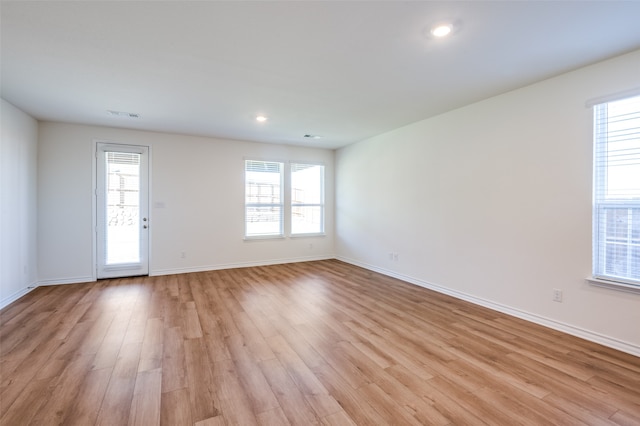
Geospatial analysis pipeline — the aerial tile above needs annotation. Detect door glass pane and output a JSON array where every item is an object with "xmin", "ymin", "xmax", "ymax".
[{"xmin": 106, "ymin": 152, "xmax": 140, "ymax": 264}]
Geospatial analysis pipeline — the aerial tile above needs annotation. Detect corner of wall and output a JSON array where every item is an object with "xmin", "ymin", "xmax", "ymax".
[{"xmin": 0, "ymin": 99, "xmax": 39, "ymax": 310}]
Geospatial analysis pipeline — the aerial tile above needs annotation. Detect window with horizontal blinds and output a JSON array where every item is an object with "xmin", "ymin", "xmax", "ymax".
[
  {"xmin": 593, "ymin": 94, "xmax": 640, "ymax": 285},
  {"xmin": 245, "ymin": 160, "xmax": 284, "ymax": 237},
  {"xmin": 291, "ymin": 163, "xmax": 324, "ymax": 235}
]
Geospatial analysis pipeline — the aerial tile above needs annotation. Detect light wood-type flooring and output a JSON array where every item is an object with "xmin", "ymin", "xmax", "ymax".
[{"xmin": 1, "ymin": 260, "xmax": 639, "ymax": 425}]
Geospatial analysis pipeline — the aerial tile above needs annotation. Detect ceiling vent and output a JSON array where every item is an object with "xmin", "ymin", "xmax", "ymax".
[{"xmin": 108, "ymin": 110, "xmax": 140, "ymax": 118}]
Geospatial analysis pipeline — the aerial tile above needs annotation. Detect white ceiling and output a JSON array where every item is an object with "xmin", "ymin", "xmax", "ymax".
[{"xmin": 2, "ymin": 1, "xmax": 640, "ymax": 150}]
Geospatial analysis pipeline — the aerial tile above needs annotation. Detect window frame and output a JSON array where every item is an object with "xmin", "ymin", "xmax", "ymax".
[
  {"xmin": 243, "ymin": 159, "xmax": 326, "ymax": 240},
  {"xmin": 244, "ymin": 159, "xmax": 285, "ymax": 239},
  {"xmin": 591, "ymin": 94, "xmax": 640, "ymax": 289},
  {"xmin": 290, "ymin": 162, "xmax": 326, "ymax": 237}
]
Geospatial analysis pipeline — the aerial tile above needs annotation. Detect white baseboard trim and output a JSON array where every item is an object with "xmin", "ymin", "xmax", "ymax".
[
  {"xmin": 150, "ymin": 255, "xmax": 335, "ymax": 276},
  {"xmin": 0, "ymin": 284, "xmax": 36, "ymax": 310},
  {"xmin": 37, "ymin": 276, "xmax": 96, "ymax": 286},
  {"xmin": 336, "ymin": 256, "xmax": 640, "ymax": 358}
]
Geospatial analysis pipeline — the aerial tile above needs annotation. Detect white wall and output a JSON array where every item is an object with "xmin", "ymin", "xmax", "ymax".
[
  {"xmin": 37, "ymin": 123, "xmax": 334, "ymax": 283},
  {"xmin": 1, "ymin": 99, "xmax": 38, "ymax": 308},
  {"xmin": 335, "ymin": 49, "xmax": 640, "ymax": 355}
]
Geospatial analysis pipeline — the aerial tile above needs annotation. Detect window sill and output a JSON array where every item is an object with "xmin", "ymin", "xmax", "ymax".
[
  {"xmin": 243, "ymin": 233, "xmax": 326, "ymax": 241},
  {"xmin": 586, "ymin": 277, "xmax": 640, "ymax": 294},
  {"xmin": 244, "ymin": 235, "xmax": 285, "ymax": 241}
]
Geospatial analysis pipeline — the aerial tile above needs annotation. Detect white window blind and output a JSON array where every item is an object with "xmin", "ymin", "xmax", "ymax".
[
  {"xmin": 593, "ymin": 94, "xmax": 640, "ymax": 286},
  {"xmin": 291, "ymin": 163, "xmax": 325, "ymax": 235},
  {"xmin": 245, "ymin": 160, "xmax": 284, "ymax": 238}
]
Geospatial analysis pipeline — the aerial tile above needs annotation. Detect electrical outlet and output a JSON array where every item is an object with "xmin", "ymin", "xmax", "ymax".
[
  {"xmin": 553, "ymin": 288, "xmax": 563, "ymax": 302},
  {"xmin": 181, "ymin": 251, "xmax": 186, "ymax": 259},
  {"xmin": 393, "ymin": 253, "xmax": 399, "ymax": 261},
  {"xmin": 389, "ymin": 252, "xmax": 394, "ymax": 260}
]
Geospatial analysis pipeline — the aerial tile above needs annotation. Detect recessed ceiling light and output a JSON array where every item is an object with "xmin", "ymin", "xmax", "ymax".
[
  {"xmin": 430, "ymin": 23, "xmax": 452, "ymax": 38},
  {"xmin": 256, "ymin": 115, "xmax": 268, "ymax": 122}
]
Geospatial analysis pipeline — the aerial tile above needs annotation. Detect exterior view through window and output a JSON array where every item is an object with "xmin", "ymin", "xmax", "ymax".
[
  {"xmin": 96, "ymin": 143, "xmax": 149, "ymax": 279},
  {"xmin": 106, "ymin": 152, "xmax": 141, "ymax": 264},
  {"xmin": 244, "ymin": 160, "xmax": 325, "ymax": 238},
  {"xmin": 291, "ymin": 163, "xmax": 324, "ymax": 235},
  {"xmin": 245, "ymin": 160, "xmax": 284, "ymax": 237},
  {"xmin": 593, "ymin": 94, "xmax": 640, "ymax": 285}
]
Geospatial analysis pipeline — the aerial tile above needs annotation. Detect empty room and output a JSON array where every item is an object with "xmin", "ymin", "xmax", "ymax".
[{"xmin": 1, "ymin": 1, "xmax": 639, "ymax": 425}]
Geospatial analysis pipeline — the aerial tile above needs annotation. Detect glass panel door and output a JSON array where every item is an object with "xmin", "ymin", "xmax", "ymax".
[{"xmin": 96, "ymin": 143, "xmax": 149, "ymax": 278}]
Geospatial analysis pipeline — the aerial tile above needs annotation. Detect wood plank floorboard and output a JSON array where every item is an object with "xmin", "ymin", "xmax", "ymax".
[{"xmin": 1, "ymin": 259, "xmax": 639, "ymax": 425}]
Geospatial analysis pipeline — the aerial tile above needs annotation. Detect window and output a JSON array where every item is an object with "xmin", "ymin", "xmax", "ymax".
[
  {"xmin": 593, "ymin": 94, "xmax": 640, "ymax": 286},
  {"xmin": 245, "ymin": 160, "xmax": 283, "ymax": 238},
  {"xmin": 244, "ymin": 160, "xmax": 325, "ymax": 238},
  {"xmin": 291, "ymin": 163, "xmax": 325, "ymax": 235}
]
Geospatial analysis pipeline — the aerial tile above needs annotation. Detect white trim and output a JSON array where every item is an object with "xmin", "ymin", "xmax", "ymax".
[
  {"xmin": 243, "ymin": 235, "xmax": 286, "ymax": 241},
  {"xmin": 95, "ymin": 141, "xmax": 151, "ymax": 279},
  {"xmin": 92, "ymin": 140, "xmax": 98, "ymax": 281},
  {"xmin": 37, "ymin": 276, "xmax": 95, "ymax": 286},
  {"xmin": 150, "ymin": 254, "xmax": 334, "ymax": 276},
  {"xmin": 0, "ymin": 284, "xmax": 36, "ymax": 310},
  {"xmin": 585, "ymin": 87, "xmax": 640, "ymax": 108},
  {"xmin": 337, "ymin": 255, "xmax": 640, "ymax": 358},
  {"xmin": 290, "ymin": 160, "xmax": 326, "ymax": 167},
  {"xmin": 587, "ymin": 276, "xmax": 640, "ymax": 294},
  {"xmin": 147, "ymin": 146, "xmax": 154, "ymax": 276}
]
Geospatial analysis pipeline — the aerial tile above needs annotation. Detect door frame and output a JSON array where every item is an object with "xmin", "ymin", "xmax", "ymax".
[{"xmin": 93, "ymin": 140, "xmax": 152, "ymax": 279}]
